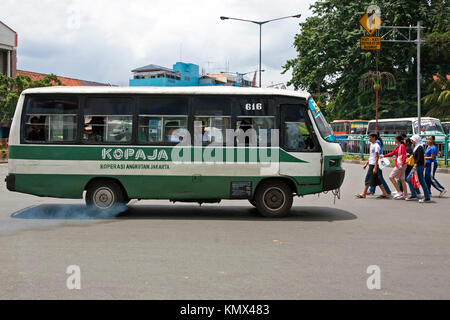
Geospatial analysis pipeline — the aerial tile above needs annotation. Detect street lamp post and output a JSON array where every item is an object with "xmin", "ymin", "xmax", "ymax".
[{"xmin": 220, "ymin": 14, "xmax": 301, "ymax": 88}]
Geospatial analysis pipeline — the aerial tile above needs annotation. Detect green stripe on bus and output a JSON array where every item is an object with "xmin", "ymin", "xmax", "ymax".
[
  {"xmin": 9, "ymin": 145, "xmax": 307, "ymax": 163},
  {"xmin": 13, "ymin": 174, "xmax": 321, "ymax": 199}
]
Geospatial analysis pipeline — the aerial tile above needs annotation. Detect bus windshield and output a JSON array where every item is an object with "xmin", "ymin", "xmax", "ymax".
[
  {"xmin": 414, "ymin": 119, "xmax": 444, "ymax": 134},
  {"xmin": 308, "ymin": 97, "xmax": 335, "ymax": 142}
]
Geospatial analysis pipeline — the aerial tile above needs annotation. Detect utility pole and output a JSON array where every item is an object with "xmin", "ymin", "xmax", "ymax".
[
  {"xmin": 417, "ymin": 21, "xmax": 421, "ymax": 132},
  {"xmin": 220, "ymin": 14, "xmax": 301, "ymax": 88},
  {"xmin": 377, "ymin": 22, "xmax": 425, "ymax": 132}
]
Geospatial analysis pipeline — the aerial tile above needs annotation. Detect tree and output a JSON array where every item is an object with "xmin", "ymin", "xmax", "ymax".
[
  {"xmin": 283, "ymin": 0, "xmax": 450, "ymax": 121},
  {"xmin": 424, "ymin": 75, "xmax": 450, "ymax": 120},
  {"xmin": 0, "ymin": 73, "xmax": 62, "ymax": 122}
]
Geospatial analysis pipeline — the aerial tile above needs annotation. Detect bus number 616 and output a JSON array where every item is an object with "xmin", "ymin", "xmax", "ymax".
[{"xmin": 245, "ymin": 103, "xmax": 263, "ymax": 111}]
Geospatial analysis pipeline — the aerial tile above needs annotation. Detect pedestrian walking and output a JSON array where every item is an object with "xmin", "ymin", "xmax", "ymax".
[
  {"xmin": 356, "ymin": 133, "xmax": 390, "ymax": 199},
  {"xmin": 381, "ymin": 135, "xmax": 408, "ymax": 199},
  {"xmin": 368, "ymin": 133, "xmax": 392, "ymax": 196},
  {"xmin": 406, "ymin": 135, "xmax": 431, "ymax": 203},
  {"xmin": 425, "ymin": 135, "xmax": 447, "ymax": 197},
  {"xmin": 399, "ymin": 137, "xmax": 421, "ymax": 195}
]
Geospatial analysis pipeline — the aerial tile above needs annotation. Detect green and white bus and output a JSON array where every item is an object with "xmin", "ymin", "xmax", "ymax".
[{"xmin": 6, "ymin": 86, "xmax": 344, "ymax": 217}]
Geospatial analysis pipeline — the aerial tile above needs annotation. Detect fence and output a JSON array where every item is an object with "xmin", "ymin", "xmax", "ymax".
[
  {"xmin": 0, "ymin": 138, "xmax": 8, "ymax": 163},
  {"xmin": 337, "ymin": 134, "xmax": 450, "ymax": 165}
]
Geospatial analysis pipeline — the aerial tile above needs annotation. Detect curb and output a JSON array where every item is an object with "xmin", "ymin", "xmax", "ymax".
[{"xmin": 343, "ymin": 160, "xmax": 450, "ymax": 174}]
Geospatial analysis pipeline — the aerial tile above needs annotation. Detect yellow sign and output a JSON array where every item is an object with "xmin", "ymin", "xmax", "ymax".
[
  {"xmin": 359, "ymin": 12, "xmax": 382, "ymax": 35},
  {"xmin": 360, "ymin": 36, "xmax": 381, "ymax": 50}
]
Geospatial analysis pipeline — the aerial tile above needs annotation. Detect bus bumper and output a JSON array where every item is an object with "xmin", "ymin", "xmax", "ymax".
[
  {"xmin": 5, "ymin": 174, "xmax": 16, "ymax": 192},
  {"xmin": 322, "ymin": 169, "xmax": 345, "ymax": 192}
]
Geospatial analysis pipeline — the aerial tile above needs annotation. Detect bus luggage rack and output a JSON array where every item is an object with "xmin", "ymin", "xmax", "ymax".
[{"xmin": 337, "ymin": 134, "xmax": 450, "ymax": 165}]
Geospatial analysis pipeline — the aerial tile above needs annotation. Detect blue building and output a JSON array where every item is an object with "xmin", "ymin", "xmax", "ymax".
[
  {"xmin": 130, "ymin": 62, "xmax": 252, "ymax": 87},
  {"xmin": 130, "ymin": 62, "xmax": 200, "ymax": 87}
]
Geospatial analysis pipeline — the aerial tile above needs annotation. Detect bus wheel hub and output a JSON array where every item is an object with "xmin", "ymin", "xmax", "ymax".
[
  {"xmin": 264, "ymin": 188, "xmax": 285, "ymax": 210},
  {"xmin": 94, "ymin": 188, "xmax": 114, "ymax": 208}
]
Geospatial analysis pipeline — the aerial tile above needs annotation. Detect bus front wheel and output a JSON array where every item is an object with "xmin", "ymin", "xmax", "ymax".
[
  {"xmin": 254, "ymin": 181, "xmax": 293, "ymax": 218},
  {"xmin": 86, "ymin": 179, "xmax": 127, "ymax": 211}
]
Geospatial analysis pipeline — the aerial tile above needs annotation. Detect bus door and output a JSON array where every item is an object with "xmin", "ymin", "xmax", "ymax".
[{"xmin": 279, "ymin": 104, "xmax": 322, "ymax": 181}]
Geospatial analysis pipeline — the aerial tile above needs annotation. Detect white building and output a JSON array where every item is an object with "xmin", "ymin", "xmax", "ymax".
[{"xmin": 0, "ymin": 21, "xmax": 17, "ymax": 78}]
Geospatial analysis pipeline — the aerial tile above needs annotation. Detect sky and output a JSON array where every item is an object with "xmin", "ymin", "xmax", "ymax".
[{"xmin": 1, "ymin": 0, "xmax": 315, "ymax": 87}]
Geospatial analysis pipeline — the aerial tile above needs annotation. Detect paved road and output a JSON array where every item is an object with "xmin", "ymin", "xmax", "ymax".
[{"xmin": 0, "ymin": 162, "xmax": 449, "ymax": 299}]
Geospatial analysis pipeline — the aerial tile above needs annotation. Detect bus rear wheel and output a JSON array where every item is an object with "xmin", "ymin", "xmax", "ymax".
[
  {"xmin": 254, "ymin": 181, "xmax": 293, "ymax": 218},
  {"xmin": 86, "ymin": 179, "xmax": 127, "ymax": 210}
]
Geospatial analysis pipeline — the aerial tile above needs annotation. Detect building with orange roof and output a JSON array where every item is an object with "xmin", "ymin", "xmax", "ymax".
[{"xmin": 16, "ymin": 70, "xmax": 112, "ymax": 86}]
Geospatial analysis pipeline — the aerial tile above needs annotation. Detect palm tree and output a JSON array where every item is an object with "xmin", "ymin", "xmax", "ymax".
[
  {"xmin": 359, "ymin": 71, "xmax": 396, "ymax": 131},
  {"xmin": 424, "ymin": 75, "xmax": 450, "ymax": 121}
]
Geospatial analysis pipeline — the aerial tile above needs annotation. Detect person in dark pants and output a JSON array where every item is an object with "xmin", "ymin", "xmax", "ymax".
[
  {"xmin": 425, "ymin": 135, "xmax": 447, "ymax": 197},
  {"xmin": 356, "ymin": 133, "xmax": 390, "ymax": 199},
  {"xmin": 406, "ymin": 135, "xmax": 431, "ymax": 203},
  {"xmin": 368, "ymin": 133, "xmax": 392, "ymax": 196}
]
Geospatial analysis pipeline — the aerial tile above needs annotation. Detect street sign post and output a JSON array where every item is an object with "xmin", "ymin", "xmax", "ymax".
[
  {"xmin": 359, "ymin": 9, "xmax": 382, "ymax": 35},
  {"xmin": 360, "ymin": 36, "xmax": 381, "ymax": 50}
]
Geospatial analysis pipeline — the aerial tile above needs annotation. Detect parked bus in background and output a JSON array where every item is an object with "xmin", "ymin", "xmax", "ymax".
[
  {"xmin": 367, "ymin": 117, "xmax": 445, "ymax": 139},
  {"xmin": 366, "ymin": 117, "xmax": 446, "ymax": 155},
  {"xmin": 442, "ymin": 122, "xmax": 450, "ymax": 134},
  {"xmin": 331, "ymin": 120, "xmax": 368, "ymax": 153},
  {"xmin": 6, "ymin": 86, "xmax": 345, "ymax": 218},
  {"xmin": 330, "ymin": 120, "xmax": 368, "ymax": 137}
]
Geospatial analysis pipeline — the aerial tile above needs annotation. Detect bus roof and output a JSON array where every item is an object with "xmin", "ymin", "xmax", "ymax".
[
  {"xmin": 21, "ymin": 86, "xmax": 311, "ymax": 99},
  {"xmin": 368, "ymin": 117, "xmax": 441, "ymax": 123}
]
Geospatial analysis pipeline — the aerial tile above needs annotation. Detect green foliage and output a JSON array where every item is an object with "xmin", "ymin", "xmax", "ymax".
[
  {"xmin": 423, "ymin": 75, "xmax": 450, "ymax": 120},
  {"xmin": 0, "ymin": 73, "xmax": 62, "ymax": 122},
  {"xmin": 283, "ymin": 0, "xmax": 450, "ymax": 121}
]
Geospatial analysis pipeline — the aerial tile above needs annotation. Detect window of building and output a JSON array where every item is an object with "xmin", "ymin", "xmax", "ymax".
[
  {"xmin": 24, "ymin": 96, "xmax": 78, "ymax": 143},
  {"xmin": 83, "ymin": 97, "xmax": 133, "ymax": 143}
]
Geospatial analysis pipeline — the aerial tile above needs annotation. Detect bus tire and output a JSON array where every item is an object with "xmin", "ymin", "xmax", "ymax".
[
  {"xmin": 254, "ymin": 180, "xmax": 293, "ymax": 218},
  {"xmin": 86, "ymin": 179, "xmax": 127, "ymax": 210}
]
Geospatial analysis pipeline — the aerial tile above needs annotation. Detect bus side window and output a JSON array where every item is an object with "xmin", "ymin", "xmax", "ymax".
[
  {"xmin": 235, "ymin": 117, "xmax": 275, "ymax": 146},
  {"xmin": 24, "ymin": 96, "xmax": 78, "ymax": 143},
  {"xmin": 192, "ymin": 97, "xmax": 232, "ymax": 146},
  {"xmin": 282, "ymin": 105, "xmax": 316, "ymax": 152},
  {"xmin": 83, "ymin": 97, "xmax": 133, "ymax": 144},
  {"xmin": 138, "ymin": 97, "xmax": 189, "ymax": 144}
]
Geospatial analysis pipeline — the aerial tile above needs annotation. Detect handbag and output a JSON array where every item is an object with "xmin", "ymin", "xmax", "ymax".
[
  {"xmin": 407, "ymin": 155, "xmax": 414, "ymax": 166},
  {"xmin": 410, "ymin": 170, "xmax": 420, "ymax": 189}
]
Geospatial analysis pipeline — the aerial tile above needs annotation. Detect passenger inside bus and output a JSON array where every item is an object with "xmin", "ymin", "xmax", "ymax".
[
  {"xmin": 239, "ymin": 118, "xmax": 252, "ymax": 132},
  {"xmin": 194, "ymin": 121, "xmax": 211, "ymax": 144},
  {"xmin": 285, "ymin": 122, "xmax": 315, "ymax": 151},
  {"xmin": 84, "ymin": 117, "xmax": 105, "ymax": 143},
  {"xmin": 26, "ymin": 116, "xmax": 46, "ymax": 141},
  {"xmin": 166, "ymin": 124, "xmax": 186, "ymax": 143}
]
